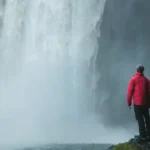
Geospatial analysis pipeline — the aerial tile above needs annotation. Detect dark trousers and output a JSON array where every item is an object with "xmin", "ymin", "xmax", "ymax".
[{"xmin": 134, "ymin": 105, "xmax": 150, "ymax": 137}]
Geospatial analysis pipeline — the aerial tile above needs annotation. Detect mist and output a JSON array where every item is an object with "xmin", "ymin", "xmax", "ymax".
[
  {"xmin": 0, "ymin": 0, "xmax": 116, "ymax": 147},
  {"xmin": 0, "ymin": 0, "xmax": 148, "ymax": 148}
]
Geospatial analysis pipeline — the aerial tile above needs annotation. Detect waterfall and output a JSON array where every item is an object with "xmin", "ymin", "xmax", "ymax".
[{"xmin": 0, "ymin": 0, "xmax": 106, "ymax": 145}]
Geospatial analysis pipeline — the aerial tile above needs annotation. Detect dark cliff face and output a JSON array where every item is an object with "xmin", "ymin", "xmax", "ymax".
[{"xmin": 96, "ymin": 0, "xmax": 150, "ymax": 126}]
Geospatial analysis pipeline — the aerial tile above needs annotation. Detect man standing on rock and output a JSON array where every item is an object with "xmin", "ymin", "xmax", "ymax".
[{"xmin": 127, "ymin": 64, "xmax": 150, "ymax": 140}]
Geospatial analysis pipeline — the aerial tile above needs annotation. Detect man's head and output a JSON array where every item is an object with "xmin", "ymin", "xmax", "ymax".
[{"xmin": 136, "ymin": 64, "xmax": 144, "ymax": 73}]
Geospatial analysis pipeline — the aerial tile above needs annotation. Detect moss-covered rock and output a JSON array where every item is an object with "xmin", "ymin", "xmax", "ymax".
[{"xmin": 113, "ymin": 142, "xmax": 142, "ymax": 150}]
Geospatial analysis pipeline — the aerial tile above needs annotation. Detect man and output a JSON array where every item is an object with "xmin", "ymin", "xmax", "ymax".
[{"xmin": 127, "ymin": 64, "xmax": 150, "ymax": 140}]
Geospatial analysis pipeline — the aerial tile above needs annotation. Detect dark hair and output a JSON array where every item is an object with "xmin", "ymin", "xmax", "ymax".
[{"xmin": 136, "ymin": 64, "xmax": 144, "ymax": 73}]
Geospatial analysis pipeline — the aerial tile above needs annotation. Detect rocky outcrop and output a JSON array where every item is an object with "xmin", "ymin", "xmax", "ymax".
[{"xmin": 108, "ymin": 137, "xmax": 150, "ymax": 150}]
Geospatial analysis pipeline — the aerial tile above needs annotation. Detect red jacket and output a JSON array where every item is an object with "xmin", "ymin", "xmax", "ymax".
[{"xmin": 127, "ymin": 72, "xmax": 150, "ymax": 107}]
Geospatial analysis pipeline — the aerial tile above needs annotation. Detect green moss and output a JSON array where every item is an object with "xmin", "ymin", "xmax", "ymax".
[{"xmin": 113, "ymin": 142, "xmax": 142, "ymax": 150}]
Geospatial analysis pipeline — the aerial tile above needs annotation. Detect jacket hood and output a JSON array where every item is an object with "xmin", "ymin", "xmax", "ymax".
[{"xmin": 134, "ymin": 72, "xmax": 144, "ymax": 76}]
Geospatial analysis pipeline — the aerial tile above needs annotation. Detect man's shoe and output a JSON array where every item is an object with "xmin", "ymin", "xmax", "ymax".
[
  {"xmin": 134, "ymin": 135, "xmax": 140, "ymax": 138},
  {"xmin": 134, "ymin": 135, "xmax": 146, "ymax": 140}
]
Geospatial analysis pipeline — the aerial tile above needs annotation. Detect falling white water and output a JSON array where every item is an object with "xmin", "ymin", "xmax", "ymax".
[{"xmin": 0, "ymin": 0, "xmax": 109, "ymax": 146}]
